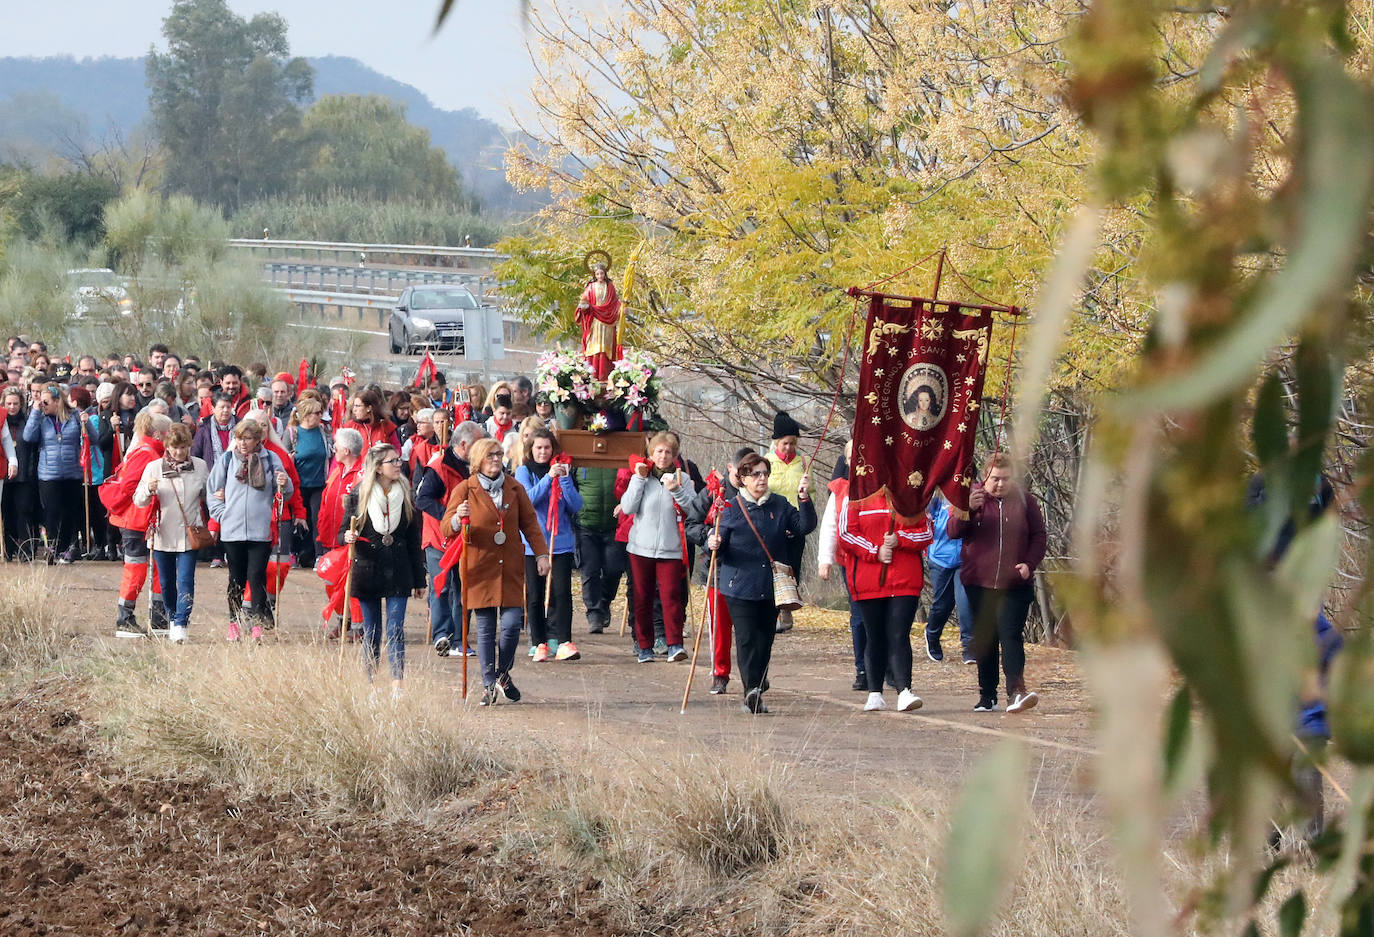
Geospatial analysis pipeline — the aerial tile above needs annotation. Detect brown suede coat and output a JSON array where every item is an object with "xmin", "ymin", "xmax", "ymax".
[{"xmin": 441, "ymin": 473, "xmax": 548, "ymax": 609}]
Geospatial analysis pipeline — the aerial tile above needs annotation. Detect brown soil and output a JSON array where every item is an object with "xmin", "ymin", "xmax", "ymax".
[
  {"xmin": 0, "ymin": 679, "xmax": 622, "ymax": 937},
  {"xmin": 2, "ymin": 561, "xmax": 1101, "ymax": 934}
]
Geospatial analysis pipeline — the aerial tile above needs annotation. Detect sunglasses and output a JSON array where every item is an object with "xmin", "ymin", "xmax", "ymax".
[{"xmin": 137, "ymin": 382, "xmax": 153, "ymax": 389}]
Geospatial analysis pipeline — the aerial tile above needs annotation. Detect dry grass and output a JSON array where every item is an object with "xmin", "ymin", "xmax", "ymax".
[
  {"xmin": 79, "ymin": 638, "xmax": 1330, "ymax": 937},
  {"xmin": 101, "ymin": 645, "xmax": 507, "ymax": 817},
  {"xmin": 0, "ymin": 569, "xmax": 70, "ymax": 676}
]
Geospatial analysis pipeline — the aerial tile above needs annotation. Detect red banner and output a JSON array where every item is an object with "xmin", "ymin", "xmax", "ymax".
[{"xmin": 849, "ymin": 294, "xmax": 994, "ymax": 519}]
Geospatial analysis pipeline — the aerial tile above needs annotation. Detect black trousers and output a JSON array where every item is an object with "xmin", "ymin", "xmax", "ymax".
[
  {"xmin": 725, "ymin": 596, "xmax": 778, "ymax": 692},
  {"xmin": 525, "ymin": 552, "xmax": 574, "ymax": 645},
  {"xmin": 299, "ymin": 485, "xmax": 324, "ymax": 568},
  {"xmin": 576, "ymin": 527, "xmax": 624, "ymax": 628},
  {"xmin": 224, "ymin": 540, "xmax": 271, "ymax": 623},
  {"xmin": 856, "ymin": 595, "xmax": 920, "ymax": 693},
  {"xmin": 965, "ymin": 583, "xmax": 1035, "ymax": 699},
  {"xmin": 2, "ymin": 480, "xmax": 38, "ymax": 559},
  {"xmin": 38, "ymin": 478, "xmax": 83, "ymax": 554}
]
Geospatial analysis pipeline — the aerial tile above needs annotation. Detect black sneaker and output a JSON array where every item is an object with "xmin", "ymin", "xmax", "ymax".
[
  {"xmin": 105, "ymin": 544, "xmax": 120, "ymax": 562},
  {"xmin": 710, "ymin": 676, "xmax": 728, "ymax": 695},
  {"xmin": 743, "ymin": 687, "xmax": 768, "ymax": 714},
  {"xmin": 479, "ymin": 685, "xmax": 499, "ymax": 706},
  {"xmin": 497, "ymin": 673, "xmax": 521, "ymax": 703},
  {"xmin": 974, "ymin": 696, "xmax": 998, "ymax": 712},
  {"xmin": 587, "ymin": 615, "xmax": 607, "ymax": 635},
  {"xmin": 434, "ymin": 636, "xmax": 451, "ymax": 658},
  {"xmin": 851, "ymin": 673, "xmax": 867, "ymax": 692},
  {"xmin": 925, "ymin": 631, "xmax": 944, "ymax": 662}
]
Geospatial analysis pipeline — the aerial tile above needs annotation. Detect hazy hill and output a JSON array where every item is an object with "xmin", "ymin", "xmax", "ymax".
[{"xmin": 0, "ymin": 55, "xmax": 541, "ymax": 216}]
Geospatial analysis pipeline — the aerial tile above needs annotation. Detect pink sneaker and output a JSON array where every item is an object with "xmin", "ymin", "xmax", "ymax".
[
  {"xmin": 250, "ymin": 625, "xmax": 264, "ymax": 642},
  {"xmin": 226, "ymin": 622, "xmax": 242, "ymax": 642},
  {"xmin": 532, "ymin": 642, "xmax": 549, "ymax": 662}
]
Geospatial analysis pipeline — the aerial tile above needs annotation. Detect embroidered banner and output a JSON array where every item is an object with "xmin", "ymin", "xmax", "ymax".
[{"xmin": 849, "ymin": 293, "xmax": 993, "ymax": 519}]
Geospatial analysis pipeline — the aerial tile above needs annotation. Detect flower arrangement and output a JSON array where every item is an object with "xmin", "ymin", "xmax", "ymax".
[
  {"xmin": 535, "ymin": 347, "xmax": 601, "ymax": 406},
  {"xmin": 603, "ymin": 350, "xmax": 663, "ymax": 416},
  {"xmin": 587, "ymin": 412, "xmax": 611, "ymax": 434}
]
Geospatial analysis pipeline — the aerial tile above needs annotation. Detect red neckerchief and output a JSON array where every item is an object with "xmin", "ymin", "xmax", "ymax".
[
  {"xmin": 491, "ymin": 418, "xmax": 513, "ymax": 443},
  {"xmin": 774, "ymin": 447, "xmax": 795, "ymax": 464}
]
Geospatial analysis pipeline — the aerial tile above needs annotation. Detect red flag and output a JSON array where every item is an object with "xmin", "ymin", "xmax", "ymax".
[
  {"xmin": 413, "ymin": 351, "xmax": 438, "ymax": 388},
  {"xmin": 297, "ymin": 357, "xmax": 309, "ymax": 391},
  {"xmin": 432, "ymin": 533, "xmax": 465, "ymax": 594},
  {"xmin": 79, "ymin": 426, "xmax": 91, "ymax": 484},
  {"xmin": 849, "ymin": 294, "xmax": 996, "ymax": 518},
  {"xmin": 330, "ymin": 388, "xmax": 347, "ymax": 430},
  {"xmin": 316, "ymin": 544, "xmax": 361, "ymax": 622},
  {"xmin": 111, "ymin": 427, "xmax": 123, "ymax": 470}
]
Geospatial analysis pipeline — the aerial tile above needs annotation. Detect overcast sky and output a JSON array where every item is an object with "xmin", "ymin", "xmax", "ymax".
[{"xmin": 3, "ymin": 0, "xmax": 544, "ymax": 124}]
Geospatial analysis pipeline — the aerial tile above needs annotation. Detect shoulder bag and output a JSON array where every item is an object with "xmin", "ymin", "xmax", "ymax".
[
  {"xmin": 169, "ymin": 471, "xmax": 217, "ymax": 551},
  {"xmin": 736, "ymin": 495, "xmax": 803, "ymax": 611}
]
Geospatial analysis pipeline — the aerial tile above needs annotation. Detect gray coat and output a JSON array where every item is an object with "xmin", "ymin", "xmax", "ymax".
[
  {"xmin": 620, "ymin": 470, "xmax": 695, "ymax": 560},
  {"xmin": 207, "ymin": 448, "xmax": 293, "ymax": 543}
]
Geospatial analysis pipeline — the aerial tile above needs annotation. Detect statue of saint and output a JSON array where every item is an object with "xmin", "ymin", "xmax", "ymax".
[{"xmin": 576, "ymin": 252, "xmax": 622, "ymax": 380}]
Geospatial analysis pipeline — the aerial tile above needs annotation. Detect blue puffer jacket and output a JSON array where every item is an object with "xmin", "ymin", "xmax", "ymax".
[
  {"xmin": 23, "ymin": 408, "xmax": 83, "ymax": 481},
  {"xmin": 516, "ymin": 463, "xmax": 584, "ymax": 555},
  {"xmin": 713, "ymin": 492, "xmax": 817, "ymax": 601},
  {"xmin": 926, "ymin": 493, "xmax": 963, "ymax": 569}
]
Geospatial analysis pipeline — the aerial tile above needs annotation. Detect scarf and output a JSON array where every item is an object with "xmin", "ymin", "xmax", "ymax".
[
  {"xmin": 477, "ymin": 470, "xmax": 506, "ymax": 510},
  {"xmin": 525, "ymin": 459, "xmax": 550, "ymax": 480},
  {"xmin": 739, "ymin": 487, "xmax": 766, "ymax": 506},
  {"xmin": 367, "ymin": 480, "xmax": 406, "ymax": 537},
  {"xmin": 235, "ymin": 450, "xmax": 267, "ymax": 489},
  {"xmin": 163, "ymin": 454, "xmax": 195, "ymax": 475},
  {"xmin": 491, "ymin": 417, "xmax": 513, "ymax": 443}
]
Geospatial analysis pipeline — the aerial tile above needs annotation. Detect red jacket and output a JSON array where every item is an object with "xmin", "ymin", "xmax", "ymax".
[
  {"xmin": 837, "ymin": 494, "xmax": 931, "ymax": 600},
  {"xmin": 102, "ymin": 438, "xmax": 166, "ymax": 530},
  {"xmin": 946, "ymin": 483, "xmax": 1047, "ymax": 589},
  {"xmin": 613, "ymin": 467, "xmax": 634, "ymax": 543},
  {"xmin": 317, "ymin": 459, "xmax": 363, "ymax": 549},
  {"xmin": 343, "ymin": 419, "xmax": 400, "ymax": 453},
  {"xmin": 419, "ymin": 449, "xmax": 465, "ymax": 550}
]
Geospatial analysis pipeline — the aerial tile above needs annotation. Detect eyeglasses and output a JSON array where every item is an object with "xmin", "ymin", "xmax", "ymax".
[
  {"xmin": 380, "ymin": 457, "xmax": 402, "ymax": 466},
  {"xmin": 744, "ymin": 470, "xmax": 770, "ymax": 479}
]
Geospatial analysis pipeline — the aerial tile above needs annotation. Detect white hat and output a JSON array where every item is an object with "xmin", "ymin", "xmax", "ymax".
[{"xmin": 95, "ymin": 382, "xmax": 115, "ymax": 404}]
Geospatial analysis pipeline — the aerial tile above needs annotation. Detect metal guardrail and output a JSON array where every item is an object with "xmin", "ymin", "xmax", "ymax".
[
  {"xmin": 263, "ymin": 262, "xmax": 490, "ymax": 296},
  {"xmin": 230, "ymin": 238, "xmax": 506, "ymax": 262},
  {"xmin": 277, "ymin": 287, "xmax": 398, "ymax": 308}
]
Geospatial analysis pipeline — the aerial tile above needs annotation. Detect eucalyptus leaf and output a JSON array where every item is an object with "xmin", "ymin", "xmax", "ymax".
[
  {"xmin": 1120, "ymin": 56, "xmax": 1374, "ymax": 413},
  {"xmin": 1162, "ymin": 685, "xmax": 1193, "ymax": 790},
  {"xmin": 1278, "ymin": 891, "xmax": 1306, "ymax": 937},
  {"xmin": 943, "ymin": 742, "xmax": 1028, "ymax": 937}
]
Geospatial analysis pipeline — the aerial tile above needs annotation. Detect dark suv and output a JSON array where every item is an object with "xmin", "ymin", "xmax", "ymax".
[{"xmin": 388, "ymin": 285, "xmax": 479, "ymax": 355}]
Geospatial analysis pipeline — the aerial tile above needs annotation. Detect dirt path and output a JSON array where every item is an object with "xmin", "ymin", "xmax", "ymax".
[{"xmin": 17, "ymin": 559, "xmax": 1099, "ymax": 801}]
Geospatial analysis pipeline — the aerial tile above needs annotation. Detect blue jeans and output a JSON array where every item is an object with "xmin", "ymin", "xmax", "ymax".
[
  {"xmin": 926, "ymin": 561, "xmax": 973, "ymax": 654},
  {"xmin": 358, "ymin": 595, "xmax": 408, "ymax": 681},
  {"xmin": 473, "ymin": 606, "xmax": 523, "ymax": 688},
  {"xmin": 839, "ymin": 567, "xmax": 865, "ymax": 675},
  {"xmin": 152, "ymin": 549, "xmax": 197, "ymax": 629},
  {"xmin": 424, "ymin": 546, "xmax": 461, "ymax": 644}
]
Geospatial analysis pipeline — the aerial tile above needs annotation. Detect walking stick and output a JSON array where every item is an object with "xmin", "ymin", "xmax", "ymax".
[
  {"xmin": 681, "ymin": 511, "xmax": 722, "ymax": 714},
  {"xmin": 82, "ymin": 477, "xmax": 91, "ymax": 557},
  {"xmin": 269, "ymin": 479, "xmax": 286, "ymax": 632},
  {"xmin": 337, "ymin": 516, "xmax": 360, "ymax": 672},
  {"xmin": 459, "ymin": 514, "xmax": 470, "ymax": 701},
  {"xmin": 618, "ymin": 594, "xmax": 629, "ymax": 636}
]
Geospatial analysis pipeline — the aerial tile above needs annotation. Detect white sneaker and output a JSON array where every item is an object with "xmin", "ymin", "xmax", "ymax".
[
  {"xmin": 169, "ymin": 625, "xmax": 188, "ymax": 645},
  {"xmin": 863, "ymin": 692, "xmax": 886, "ymax": 712},
  {"xmin": 897, "ymin": 688, "xmax": 923, "ymax": 712},
  {"xmin": 1006, "ymin": 690, "xmax": 1040, "ymax": 713}
]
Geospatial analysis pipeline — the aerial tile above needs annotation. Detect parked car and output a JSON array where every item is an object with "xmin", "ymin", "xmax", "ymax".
[
  {"xmin": 387, "ymin": 285, "xmax": 478, "ymax": 355},
  {"xmin": 66, "ymin": 268, "xmax": 132, "ymax": 319}
]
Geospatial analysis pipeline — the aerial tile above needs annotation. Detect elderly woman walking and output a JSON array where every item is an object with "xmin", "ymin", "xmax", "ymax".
[
  {"xmin": 441, "ymin": 437, "xmax": 548, "ymax": 706},
  {"xmin": 340, "ymin": 444, "xmax": 426, "ymax": 697},
  {"xmin": 132, "ymin": 423, "xmax": 209, "ymax": 644},
  {"xmin": 707, "ymin": 451, "xmax": 816, "ymax": 714},
  {"xmin": 620, "ymin": 432, "xmax": 696, "ymax": 664},
  {"xmin": 208, "ymin": 420, "xmax": 293, "ymax": 641}
]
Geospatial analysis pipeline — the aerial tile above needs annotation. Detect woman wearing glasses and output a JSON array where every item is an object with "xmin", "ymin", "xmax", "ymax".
[
  {"xmin": 706, "ymin": 451, "xmax": 816, "ymax": 714},
  {"xmin": 441, "ymin": 438, "xmax": 549, "ymax": 706},
  {"xmin": 22, "ymin": 384, "xmax": 84, "ymax": 564},
  {"xmin": 339, "ymin": 444, "xmax": 426, "ymax": 696}
]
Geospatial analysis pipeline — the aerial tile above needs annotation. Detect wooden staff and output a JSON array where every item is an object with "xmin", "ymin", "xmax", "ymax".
[
  {"xmin": 681, "ymin": 510, "xmax": 723, "ymax": 714},
  {"xmin": 459, "ymin": 510, "xmax": 470, "ymax": 701},
  {"xmin": 618, "ymin": 595, "xmax": 630, "ymax": 637},
  {"xmin": 337, "ymin": 516, "xmax": 360, "ymax": 671}
]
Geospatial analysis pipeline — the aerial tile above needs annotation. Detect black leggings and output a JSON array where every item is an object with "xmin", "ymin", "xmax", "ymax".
[
  {"xmin": 525, "ymin": 552, "xmax": 574, "ymax": 645},
  {"xmin": 2, "ymin": 480, "xmax": 38, "ymax": 559},
  {"xmin": 38, "ymin": 478, "xmax": 83, "ymax": 554},
  {"xmin": 224, "ymin": 539, "xmax": 271, "ymax": 623},
  {"xmin": 857, "ymin": 595, "xmax": 920, "ymax": 693}
]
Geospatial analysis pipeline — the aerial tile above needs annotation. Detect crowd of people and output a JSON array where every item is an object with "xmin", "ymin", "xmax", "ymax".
[{"xmin": 1, "ymin": 338, "xmax": 1047, "ymax": 714}]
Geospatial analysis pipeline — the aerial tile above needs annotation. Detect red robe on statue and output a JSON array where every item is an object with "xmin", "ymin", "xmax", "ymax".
[{"xmin": 576, "ymin": 277, "xmax": 623, "ymax": 380}]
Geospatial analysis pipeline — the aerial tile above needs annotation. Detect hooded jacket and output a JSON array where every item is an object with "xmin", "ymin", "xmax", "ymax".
[{"xmin": 946, "ymin": 482, "xmax": 1047, "ymax": 590}]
